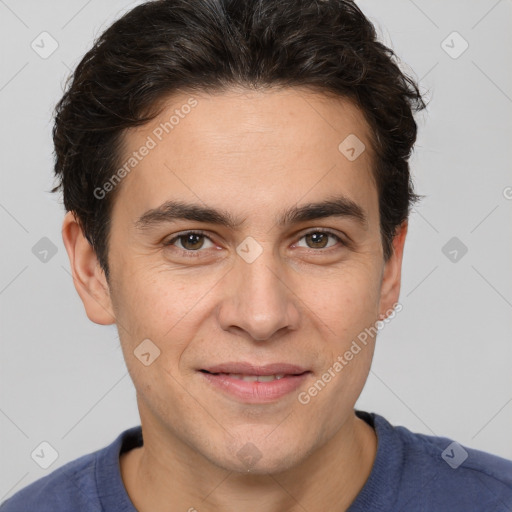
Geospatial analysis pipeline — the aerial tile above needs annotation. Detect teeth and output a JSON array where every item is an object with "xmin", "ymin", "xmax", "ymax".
[
  {"xmin": 224, "ymin": 373, "xmax": 286, "ymax": 382},
  {"xmin": 257, "ymin": 374, "xmax": 281, "ymax": 382}
]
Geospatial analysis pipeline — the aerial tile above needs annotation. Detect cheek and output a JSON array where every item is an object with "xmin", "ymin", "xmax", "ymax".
[
  {"xmin": 301, "ymin": 271, "xmax": 380, "ymax": 421},
  {"xmin": 112, "ymin": 264, "xmax": 192, "ymax": 337},
  {"xmin": 110, "ymin": 265, "xmax": 220, "ymax": 373},
  {"xmin": 304, "ymin": 262, "xmax": 382, "ymax": 337}
]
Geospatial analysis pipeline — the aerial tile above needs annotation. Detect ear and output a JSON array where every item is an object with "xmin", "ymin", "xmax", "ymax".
[
  {"xmin": 61, "ymin": 211, "xmax": 116, "ymax": 325},
  {"xmin": 378, "ymin": 221, "xmax": 408, "ymax": 318}
]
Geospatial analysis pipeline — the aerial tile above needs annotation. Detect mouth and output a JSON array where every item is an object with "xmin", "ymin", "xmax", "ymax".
[
  {"xmin": 200, "ymin": 371, "xmax": 290, "ymax": 382},
  {"xmin": 198, "ymin": 363, "xmax": 311, "ymax": 403},
  {"xmin": 200, "ymin": 361, "xmax": 310, "ymax": 376}
]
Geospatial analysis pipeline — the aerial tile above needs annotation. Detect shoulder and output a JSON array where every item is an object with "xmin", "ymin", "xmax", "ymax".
[
  {"xmin": 0, "ymin": 426, "xmax": 141, "ymax": 512},
  {"xmin": 375, "ymin": 412, "xmax": 512, "ymax": 509},
  {"xmin": 0, "ymin": 450, "xmax": 101, "ymax": 512}
]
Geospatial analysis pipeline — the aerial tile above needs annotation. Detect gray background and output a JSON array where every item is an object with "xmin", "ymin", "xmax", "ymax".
[{"xmin": 1, "ymin": 0, "xmax": 511, "ymax": 501}]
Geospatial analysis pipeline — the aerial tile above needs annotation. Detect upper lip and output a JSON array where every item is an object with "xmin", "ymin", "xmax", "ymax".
[{"xmin": 200, "ymin": 362, "xmax": 310, "ymax": 376}]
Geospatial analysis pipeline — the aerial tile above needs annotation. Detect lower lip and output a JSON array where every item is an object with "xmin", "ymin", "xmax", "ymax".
[{"xmin": 199, "ymin": 372, "xmax": 310, "ymax": 403}]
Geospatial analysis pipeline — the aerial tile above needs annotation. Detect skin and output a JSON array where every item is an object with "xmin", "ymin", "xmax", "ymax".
[{"xmin": 62, "ymin": 86, "xmax": 407, "ymax": 512}]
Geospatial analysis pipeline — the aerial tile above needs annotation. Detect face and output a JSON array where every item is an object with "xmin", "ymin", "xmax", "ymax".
[{"xmin": 65, "ymin": 87, "xmax": 406, "ymax": 474}]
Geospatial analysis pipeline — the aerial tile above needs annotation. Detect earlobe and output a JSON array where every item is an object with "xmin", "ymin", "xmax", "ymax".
[
  {"xmin": 61, "ymin": 211, "xmax": 116, "ymax": 325},
  {"xmin": 378, "ymin": 221, "xmax": 408, "ymax": 318}
]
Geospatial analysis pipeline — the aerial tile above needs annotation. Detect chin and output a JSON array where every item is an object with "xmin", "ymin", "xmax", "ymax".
[
  {"xmin": 208, "ymin": 429, "xmax": 313, "ymax": 475},
  {"xmin": 218, "ymin": 450, "xmax": 305, "ymax": 476}
]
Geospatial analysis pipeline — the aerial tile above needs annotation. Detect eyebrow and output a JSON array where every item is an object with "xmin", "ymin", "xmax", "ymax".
[{"xmin": 134, "ymin": 195, "xmax": 368, "ymax": 232}]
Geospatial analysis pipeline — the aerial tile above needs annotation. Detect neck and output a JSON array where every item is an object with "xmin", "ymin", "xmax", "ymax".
[{"xmin": 120, "ymin": 412, "xmax": 377, "ymax": 512}]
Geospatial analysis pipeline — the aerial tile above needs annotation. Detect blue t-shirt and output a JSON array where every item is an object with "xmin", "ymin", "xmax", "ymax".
[{"xmin": 2, "ymin": 410, "xmax": 512, "ymax": 511}]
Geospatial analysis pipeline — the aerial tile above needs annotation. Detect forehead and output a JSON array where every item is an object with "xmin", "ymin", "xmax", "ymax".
[{"xmin": 112, "ymin": 87, "xmax": 379, "ymax": 228}]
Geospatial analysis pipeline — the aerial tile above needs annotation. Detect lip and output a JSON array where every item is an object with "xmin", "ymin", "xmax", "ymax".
[
  {"xmin": 198, "ymin": 362, "xmax": 311, "ymax": 404},
  {"xmin": 200, "ymin": 362, "xmax": 309, "ymax": 376},
  {"xmin": 199, "ymin": 372, "xmax": 310, "ymax": 403}
]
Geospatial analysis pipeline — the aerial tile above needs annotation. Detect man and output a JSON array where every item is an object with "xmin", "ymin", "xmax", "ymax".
[{"xmin": 2, "ymin": 0, "xmax": 511, "ymax": 510}]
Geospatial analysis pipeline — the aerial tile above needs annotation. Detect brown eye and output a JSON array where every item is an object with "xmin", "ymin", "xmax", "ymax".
[
  {"xmin": 178, "ymin": 233, "xmax": 205, "ymax": 250},
  {"xmin": 165, "ymin": 231, "xmax": 214, "ymax": 252},
  {"xmin": 297, "ymin": 230, "xmax": 343, "ymax": 250},
  {"xmin": 305, "ymin": 232, "xmax": 329, "ymax": 249}
]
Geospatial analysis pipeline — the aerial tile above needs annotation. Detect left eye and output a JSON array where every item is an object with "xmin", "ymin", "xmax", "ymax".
[{"xmin": 295, "ymin": 231, "xmax": 342, "ymax": 250}]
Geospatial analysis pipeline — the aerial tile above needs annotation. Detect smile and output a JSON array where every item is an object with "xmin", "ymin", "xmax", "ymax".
[
  {"xmin": 206, "ymin": 372, "xmax": 286, "ymax": 382},
  {"xmin": 199, "ymin": 370, "xmax": 311, "ymax": 403}
]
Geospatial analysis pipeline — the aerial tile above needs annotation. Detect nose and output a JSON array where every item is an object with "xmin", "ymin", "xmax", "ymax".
[{"xmin": 216, "ymin": 249, "xmax": 301, "ymax": 342}]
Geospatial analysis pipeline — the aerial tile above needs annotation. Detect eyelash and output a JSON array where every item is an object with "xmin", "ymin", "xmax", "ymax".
[{"xmin": 163, "ymin": 229, "xmax": 346, "ymax": 257}]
